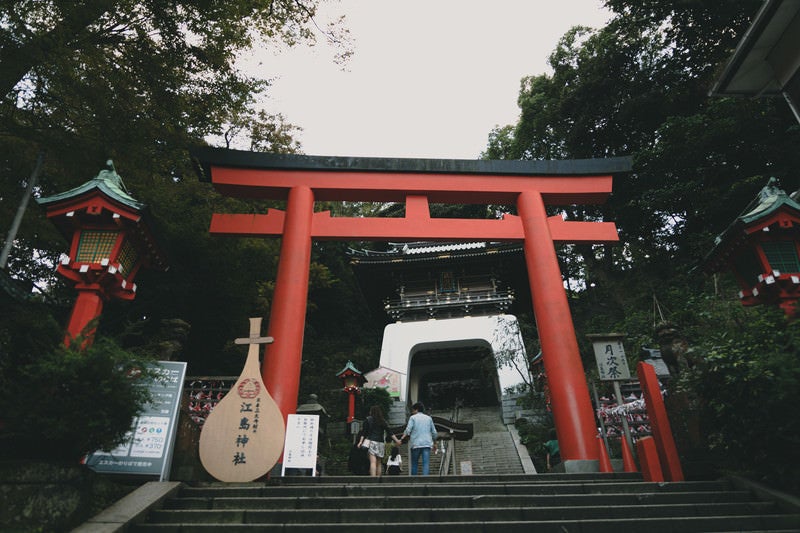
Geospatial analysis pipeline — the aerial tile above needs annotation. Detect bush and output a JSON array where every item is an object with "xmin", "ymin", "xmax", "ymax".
[
  {"xmin": 0, "ymin": 333, "xmax": 155, "ymax": 462},
  {"xmin": 678, "ymin": 306, "xmax": 800, "ymax": 492},
  {"xmin": 515, "ymin": 417, "xmax": 554, "ymax": 472}
]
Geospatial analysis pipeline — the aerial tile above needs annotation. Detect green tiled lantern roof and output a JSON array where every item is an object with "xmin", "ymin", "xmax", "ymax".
[
  {"xmin": 703, "ymin": 178, "xmax": 800, "ymax": 273},
  {"xmin": 736, "ymin": 177, "xmax": 800, "ymax": 228},
  {"xmin": 713, "ymin": 177, "xmax": 800, "ymax": 247},
  {"xmin": 36, "ymin": 160, "xmax": 168, "ymax": 272},
  {"xmin": 37, "ymin": 160, "xmax": 144, "ymax": 211},
  {"xmin": 336, "ymin": 360, "xmax": 362, "ymax": 377}
]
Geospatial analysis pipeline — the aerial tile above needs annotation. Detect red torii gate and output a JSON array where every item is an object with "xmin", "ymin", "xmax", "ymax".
[{"xmin": 194, "ymin": 147, "xmax": 632, "ymax": 466}]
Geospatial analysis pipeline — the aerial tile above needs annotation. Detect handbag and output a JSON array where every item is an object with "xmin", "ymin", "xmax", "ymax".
[{"xmin": 360, "ymin": 416, "xmax": 373, "ymax": 448}]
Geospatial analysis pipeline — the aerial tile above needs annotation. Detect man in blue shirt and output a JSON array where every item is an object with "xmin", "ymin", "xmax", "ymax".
[{"xmin": 402, "ymin": 402, "xmax": 438, "ymax": 475}]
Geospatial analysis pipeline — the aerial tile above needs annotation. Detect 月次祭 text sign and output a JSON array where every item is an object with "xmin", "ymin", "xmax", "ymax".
[
  {"xmin": 590, "ymin": 335, "xmax": 631, "ymax": 381},
  {"xmin": 84, "ymin": 360, "xmax": 187, "ymax": 480}
]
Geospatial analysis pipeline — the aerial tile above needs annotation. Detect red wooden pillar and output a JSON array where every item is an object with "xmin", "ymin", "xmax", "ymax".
[
  {"xmin": 517, "ymin": 191, "xmax": 597, "ymax": 462},
  {"xmin": 263, "ymin": 185, "xmax": 314, "ymax": 422},
  {"xmin": 347, "ymin": 392, "xmax": 356, "ymax": 423},
  {"xmin": 64, "ymin": 286, "xmax": 104, "ymax": 347},
  {"xmin": 637, "ymin": 361, "xmax": 684, "ymax": 481},
  {"xmin": 636, "ymin": 436, "xmax": 664, "ymax": 482}
]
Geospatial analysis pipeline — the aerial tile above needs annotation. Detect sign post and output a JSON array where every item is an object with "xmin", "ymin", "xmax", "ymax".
[
  {"xmin": 588, "ymin": 333, "xmax": 634, "ymax": 454},
  {"xmin": 84, "ymin": 360, "xmax": 187, "ymax": 481},
  {"xmin": 198, "ymin": 318, "xmax": 286, "ymax": 482}
]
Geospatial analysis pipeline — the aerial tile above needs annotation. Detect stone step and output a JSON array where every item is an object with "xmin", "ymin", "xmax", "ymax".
[
  {"xmin": 267, "ymin": 471, "xmax": 642, "ymax": 483},
  {"xmin": 145, "ymin": 501, "xmax": 782, "ymax": 524},
  {"xmin": 132, "ymin": 514, "xmax": 800, "ymax": 532},
  {"xmin": 119, "ymin": 474, "xmax": 800, "ymax": 532},
  {"xmin": 163, "ymin": 490, "xmax": 761, "ymax": 510},
  {"xmin": 176, "ymin": 479, "xmax": 734, "ymax": 499}
]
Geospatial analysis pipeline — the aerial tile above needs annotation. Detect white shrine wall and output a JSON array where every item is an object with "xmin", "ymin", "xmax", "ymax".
[{"xmin": 376, "ymin": 314, "xmax": 530, "ymax": 403}]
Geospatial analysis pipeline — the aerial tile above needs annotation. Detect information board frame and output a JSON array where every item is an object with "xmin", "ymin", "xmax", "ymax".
[{"xmin": 83, "ymin": 360, "xmax": 187, "ymax": 481}]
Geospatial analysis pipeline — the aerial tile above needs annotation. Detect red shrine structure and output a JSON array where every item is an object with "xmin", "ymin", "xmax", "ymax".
[
  {"xmin": 336, "ymin": 360, "xmax": 366, "ymax": 423},
  {"xmin": 194, "ymin": 147, "xmax": 631, "ymax": 468},
  {"xmin": 37, "ymin": 161, "xmax": 167, "ymax": 347},
  {"xmin": 703, "ymin": 177, "xmax": 800, "ymax": 317}
]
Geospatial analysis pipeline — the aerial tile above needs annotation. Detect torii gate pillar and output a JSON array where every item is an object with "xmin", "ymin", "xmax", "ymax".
[
  {"xmin": 262, "ymin": 185, "xmax": 314, "ymax": 419},
  {"xmin": 518, "ymin": 191, "xmax": 597, "ymax": 461},
  {"xmin": 194, "ymin": 148, "xmax": 632, "ymax": 467}
]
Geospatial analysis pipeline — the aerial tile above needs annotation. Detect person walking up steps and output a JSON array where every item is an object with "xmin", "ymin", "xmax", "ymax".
[
  {"xmin": 401, "ymin": 402, "xmax": 438, "ymax": 476},
  {"xmin": 385, "ymin": 445, "xmax": 402, "ymax": 475},
  {"xmin": 358, "ymin": 405, "xmax": 400, "ymax": 477}
]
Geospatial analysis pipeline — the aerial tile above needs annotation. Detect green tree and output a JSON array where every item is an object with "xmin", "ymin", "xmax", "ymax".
[
  {"xmin": 486, "ymin": 0, "xmax": 798, "ymax": 273},
  {"xmin": 484, "ymin": 0, "xmax": 800, "ymax": 487},
  {"xmin": 678, "ymin": 304, "xmax": 800, "ymax": 491},
  {"xmin": 1, "ymin": 1, "xmax": 354, "ymax": 374}
]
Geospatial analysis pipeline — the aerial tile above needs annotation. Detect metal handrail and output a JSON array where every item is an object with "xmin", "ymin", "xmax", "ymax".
[
  {"xmin": 438, "ymin": 439, "xmax": 452, "ymax": 476},
  {"xmin": 438, "ymin": 401, "xmax": 462, "ymax": 476}
]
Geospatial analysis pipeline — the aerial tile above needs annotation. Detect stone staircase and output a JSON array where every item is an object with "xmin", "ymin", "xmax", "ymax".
[
  {"xmin": 77, "ymin": 404, "xmax": 800, "ymax": 531},
  {"xmin": 125, "ymin": 474, "xmax": 800, "ymax": 532},
  {"xmin": 436, "ymin": 405, "xmax": 525, "ymax": 475}
]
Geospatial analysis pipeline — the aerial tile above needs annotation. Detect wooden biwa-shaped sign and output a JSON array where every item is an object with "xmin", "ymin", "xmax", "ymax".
[{"xmin": 199, "ymin": 318, "xmax": 286, "ymax": 481}]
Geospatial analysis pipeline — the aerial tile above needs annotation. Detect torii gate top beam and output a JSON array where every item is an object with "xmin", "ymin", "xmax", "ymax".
[
  {"xmin": 194, "ymin": 147, "xmax": 632, "ymax": 205},
  {"xmin": 193, "ymin": 148, "xmax": 631, "ymax": 244}
]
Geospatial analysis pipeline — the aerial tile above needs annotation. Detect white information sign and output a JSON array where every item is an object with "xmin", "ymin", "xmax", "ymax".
[
  {"xmin": 129, "ymin": 416, "xmax": 171, "ymax": 458},
  {"xmin": 590, "ymin": 336, "xmax": 631, "ymax": 381},
  {"xmin": 281, "ymin": 414, "xmax": 320, "ymax": 476}
]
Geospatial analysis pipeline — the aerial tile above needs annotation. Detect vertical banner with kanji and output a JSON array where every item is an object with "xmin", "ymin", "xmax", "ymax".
[
  {"xmin": 281, "ymin": 414, "xmax": 319, "ymax": 476},
  {"xmin": 84, "ymin": 360, "xmax": 187, "ymax": 480}
]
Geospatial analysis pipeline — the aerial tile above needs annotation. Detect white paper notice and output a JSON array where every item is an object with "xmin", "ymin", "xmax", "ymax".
[
  {"xmin": 281, "ymin": 414, "xmax": 319, "ymax": 475},
  {"xmin": 130, "ymin": 416, "xmax": 170, "ymax": 458}
]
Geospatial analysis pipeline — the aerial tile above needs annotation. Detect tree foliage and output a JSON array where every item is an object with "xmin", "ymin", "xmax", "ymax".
[
  {"xmin": 677, "ymin": 305, "xmax": 800, "ymax": 491},
  {"xmin": 1, "ymin": 1, "xmax": 359, "ymax": 375},
  {"xmin": 0, "ymin": 296, "xmax": 156, "ymax": 460},
  {"xmin": 484, "ymin": 0, "xmax": 800, "ymax": 488}
]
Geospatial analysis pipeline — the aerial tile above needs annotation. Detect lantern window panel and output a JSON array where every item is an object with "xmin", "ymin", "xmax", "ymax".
[
  {"xmin": 761, "ymin": 240, "xmax": 800, "ymax": 273},
  {"xmin": 76, "ymin": 230, "xmax": 118, "ymax": 264},
  {"xmin": 117, "ymin": 239, "xmax": 139, "ymax": 274},
  {"xmin": 733, "ymin": 249, "xmax": 764, "ymax": 287}
]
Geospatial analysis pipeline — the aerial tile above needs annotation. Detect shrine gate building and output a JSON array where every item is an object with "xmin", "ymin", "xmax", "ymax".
[{"xmin": 194, "ymin": 147, "xmax": 632, "ymax": 470}]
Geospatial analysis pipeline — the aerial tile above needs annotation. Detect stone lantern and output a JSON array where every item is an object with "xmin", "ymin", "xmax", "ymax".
[
  {"xmin": 336, "ymin": 360, "xmax": 365, "ymax": 423},
  {"xmin": 37, "ymin": 160, "xmax": 167, "ymax": 347},
  {"xmin": 703, "ymin": 178, "xmax": 800, "ymax": 317}
]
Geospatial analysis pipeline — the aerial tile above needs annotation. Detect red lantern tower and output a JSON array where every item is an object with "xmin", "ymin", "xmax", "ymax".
[
  {"xmin": 336, "ymin": 360, "xmax": 365, "ymax": 423},
  {"xmin": 703, "ymin": 178, "xmax": 800, "ymax": 317},
  {"xmin": 37, "ymin": 161, "xmax": 167, "ymax": 347}
]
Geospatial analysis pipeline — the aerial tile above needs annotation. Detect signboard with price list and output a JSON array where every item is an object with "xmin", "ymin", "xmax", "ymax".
[{"xmin": 83, "ymin": 360, "xmax": 187, "ymax": 480}]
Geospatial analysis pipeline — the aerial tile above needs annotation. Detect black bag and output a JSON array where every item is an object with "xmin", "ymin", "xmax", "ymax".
[{"xmin": 347, "ymin": 444, "xmax": 369, "ymax": 475}]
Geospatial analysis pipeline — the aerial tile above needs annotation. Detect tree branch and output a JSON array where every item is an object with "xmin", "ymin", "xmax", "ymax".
[{"xmin": 0, "ymin": 0, "xmax": 117, "ymax": 96}]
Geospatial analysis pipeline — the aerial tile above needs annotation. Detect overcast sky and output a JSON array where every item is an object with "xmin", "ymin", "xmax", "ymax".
[{"xmin": 245, "ymin": 1, "xmax": 609, "ymax": 159}]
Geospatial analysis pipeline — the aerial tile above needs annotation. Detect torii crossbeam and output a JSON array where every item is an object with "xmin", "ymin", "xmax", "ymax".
[{"xmin": 194, "ymin": 147, "xmax": 632, "ymax": 467}]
